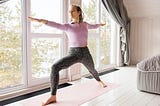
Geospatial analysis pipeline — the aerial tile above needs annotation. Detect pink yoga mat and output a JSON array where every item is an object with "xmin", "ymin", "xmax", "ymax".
[{"xmin": 9, "ymin": 80, "xmax": 118, "ymax": 106}]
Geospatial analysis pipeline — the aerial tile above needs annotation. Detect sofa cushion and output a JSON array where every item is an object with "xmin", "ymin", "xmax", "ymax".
[{"xmin": 137, "ymin": 54, "xmax": 160, "ymax": 71}]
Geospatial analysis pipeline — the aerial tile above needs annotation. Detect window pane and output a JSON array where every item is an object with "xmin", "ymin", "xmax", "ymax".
[
  {"xmin": 82, "ymin": 0, "xmax": 99, "ymax": 33},
  {"xmin": 30, "ymin": 0, "xmax": 62, "ymax": 33},
  {"xmin": 99, "ymin": 4, "xmax": 112, "ymax": 68},
  {"xmin": 88, "ymin": 38, "xmax": 97, "ymax": 65},
  {"xmin": 31, "ymin": 38, "xmax": 61, "ymax": 78},
  {"xmin": 0, "ymin": 0, "xmax": 23, "ymax": 89}
]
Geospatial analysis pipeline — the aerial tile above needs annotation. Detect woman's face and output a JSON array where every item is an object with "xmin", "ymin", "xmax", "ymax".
[{"xmin": 69, "ymin": 5, "xmax": 80, "ymax": 20}]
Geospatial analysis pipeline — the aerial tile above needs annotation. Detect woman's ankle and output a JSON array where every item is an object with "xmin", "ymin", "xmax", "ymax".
[{"xmin": 98, "ymin": 80, "xmax": 107, "ymax": 87}]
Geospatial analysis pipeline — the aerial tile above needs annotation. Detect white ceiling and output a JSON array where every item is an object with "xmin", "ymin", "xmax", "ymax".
[{"xmin": 123, "ymin": 0, "xmax": 160, "ymax": 18}]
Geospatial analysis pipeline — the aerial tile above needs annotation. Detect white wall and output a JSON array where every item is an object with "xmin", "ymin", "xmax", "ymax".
[
  {"xmin": 130, "ymin": 16, "xmax": 160, "ymax": 64},
  {"xmin": 123, "ymin": 0, "xmax": 160, "ymax": 65}
]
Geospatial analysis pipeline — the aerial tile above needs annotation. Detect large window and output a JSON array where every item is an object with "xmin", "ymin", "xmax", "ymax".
[
  {"xmin": 0, "ymin": 0, "xmax": 68, "ymax": 95},
  {"xmin": 81, "ymin": 0, "xmax": 117, "ymax": 75},
  {"xmin": 0, "ymin": 0, "xmax": 117, "ymax": 98}
]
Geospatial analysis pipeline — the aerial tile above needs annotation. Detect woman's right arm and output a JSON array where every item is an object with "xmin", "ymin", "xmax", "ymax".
[
  {"xmin": 28, "ymin": 17, "xmax": 67, "ymax": 31},
  {"xmin": 28, "ymin": 17, "xmax": 48, "ymax": 24}
]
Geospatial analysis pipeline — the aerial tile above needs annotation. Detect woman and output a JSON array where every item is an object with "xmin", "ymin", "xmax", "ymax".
[{"xmin": 29, "ymin": 5, "xmax": 107, "ymax": 106}]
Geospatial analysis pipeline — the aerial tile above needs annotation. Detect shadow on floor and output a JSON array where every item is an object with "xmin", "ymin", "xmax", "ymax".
[{"xmin": 85, "ymin": 68, "xmax": 119, "ymax": 79}]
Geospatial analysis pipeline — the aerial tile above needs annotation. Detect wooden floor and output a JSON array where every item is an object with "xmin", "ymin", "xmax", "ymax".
[
  {"xmin": 4, "ymin": 66, "xmax": 160, "ymax": 106},
  {"xmin": 72, "ymin": 66, "xmax": 160, "ymax": 106}
]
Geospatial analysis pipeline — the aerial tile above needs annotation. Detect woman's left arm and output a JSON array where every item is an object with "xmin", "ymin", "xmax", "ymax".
[{"xmin": 86, "ymin": 22, "xmax": 106, "ymax": 29}]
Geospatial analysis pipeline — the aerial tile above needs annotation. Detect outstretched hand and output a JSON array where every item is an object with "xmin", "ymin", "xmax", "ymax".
[
  {"xmin": 28, "ymin": 17, "xmax": 48, "ymax": 24},
  {"xmin": 100, "ymin": 23, "xmax": 106, "ymax": 26},
  {"xmin": 28, "ymin": 17, "xmax": 40, "ymax": 22}
]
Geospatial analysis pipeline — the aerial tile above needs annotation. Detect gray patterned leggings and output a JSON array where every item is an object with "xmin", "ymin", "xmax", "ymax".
[{"xmin": 50, "ymin": 47, "xmax": 100, "ymax": 95}]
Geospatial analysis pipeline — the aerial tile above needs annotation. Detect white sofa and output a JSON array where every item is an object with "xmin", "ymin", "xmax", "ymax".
[{"xmin": 137, "ymin": 54, "xmax": 160, "ymax": 94}]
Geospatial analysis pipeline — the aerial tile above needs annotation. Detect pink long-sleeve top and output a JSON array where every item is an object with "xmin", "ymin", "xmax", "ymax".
[{"xmin": 46, "ymin": 21, "xmax": 101, "ymax": 47}]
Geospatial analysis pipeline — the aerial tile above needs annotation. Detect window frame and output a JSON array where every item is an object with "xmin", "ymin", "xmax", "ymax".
[{"xmin": 27, "ymin": 0, "xmax": 69, "ymax": 87}]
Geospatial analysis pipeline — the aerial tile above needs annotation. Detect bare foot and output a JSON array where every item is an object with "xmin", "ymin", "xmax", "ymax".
[
  {"xmin": 98, "ymin": 80, "xmax": 107, "ymax": 88},
  {"xmin": 42, "ymin": 95, "xmax": 56, "ymax": 106}
]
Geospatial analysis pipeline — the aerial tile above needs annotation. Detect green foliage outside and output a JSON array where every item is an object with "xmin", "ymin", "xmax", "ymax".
[{"xmin": 0, "ymin": 1, "xmax": 22, "ymax": 89}]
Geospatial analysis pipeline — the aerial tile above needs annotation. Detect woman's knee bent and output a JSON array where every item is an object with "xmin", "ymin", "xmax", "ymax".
[{"xmin": 51, "ymin": 64, "xmax": 61, "ymax": 75}]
